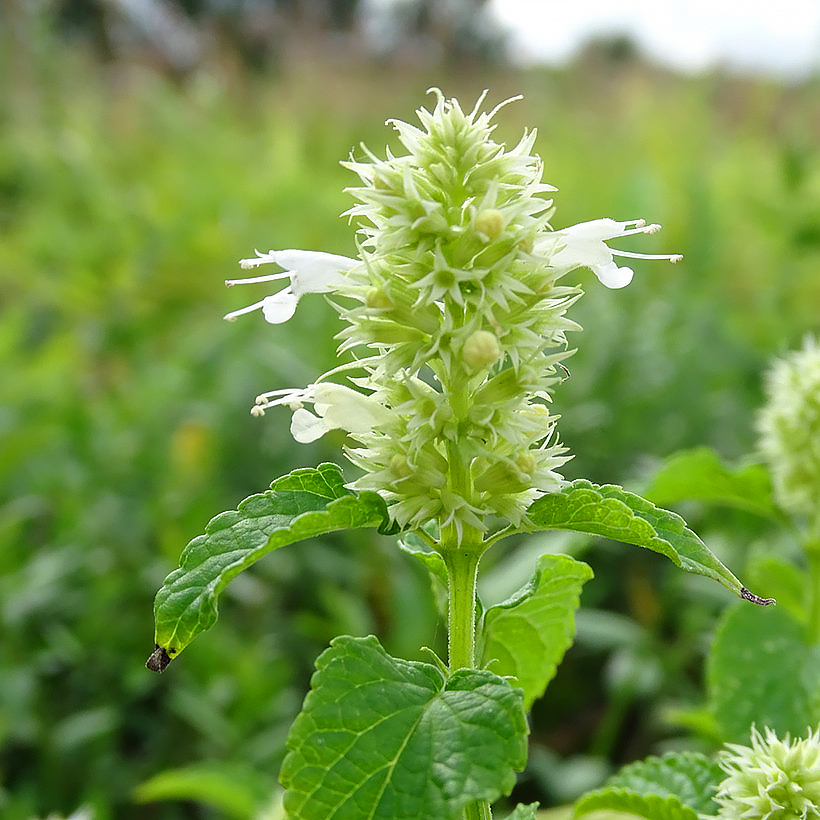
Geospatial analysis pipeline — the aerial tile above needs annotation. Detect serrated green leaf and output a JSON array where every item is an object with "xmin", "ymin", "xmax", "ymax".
[
  {"xmin": 502, "ymin": 803, "xmax": 540, "ymax": 820},
  {"xmin": 280, "ymin": 634, "xmax": 528, "ymax": 820},
  {"xmin": 134, "ymin": 762, "xmax": 272, "ymax": 819},
  {"xmin": 592, "ymin": 752, "xmax": 722, "ymax": 815},
  {"xmin": 644, "ymin": 447, "xmax": 782, "ymax": 521},
  {"xmin": 575, "ymin": 790, "xmax": 698, "ymax": 820},
  {"xmin": 482, "ymin": 554, "xmax": 593, "ymax": 710},
  {"xmin": 526, "ymin": 480, "xmax": 761, "ymax": 600},
  {"xmin": 150, "ymin": 464, "xmax": 389, "ymax": 664},
  {"xmin": 708, "ymin": 603, "xmax": 820, "ymax": 743}
]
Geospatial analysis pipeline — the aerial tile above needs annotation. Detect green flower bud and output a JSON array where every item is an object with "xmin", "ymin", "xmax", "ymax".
[
  {"xmin": 475, "ymin": 209, "xmax": 505, "ymax": 239},
  {"xmin": 515, "ymin": 452, "xmax": 536, "ymax": 477},
  {"xmin": 389, "ymin": 454, "xmax": 412, "ymax": 479},
  {"xmin": 366, "ymin": 287, "xmax": 394, "ymax": 309},
  {"xmin": 462, "ymin": 330, "xmax": 501, "ymax": 371},
  {"xmin": 474, "ymin": 459, "xmax": 531, "ymax": 494}
]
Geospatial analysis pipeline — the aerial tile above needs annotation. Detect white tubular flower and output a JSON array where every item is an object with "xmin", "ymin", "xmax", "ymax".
[
  {"xmin": 251, "ymin": 383, "xmax": 393, "ymax": 444},
  {"xmin": 224, "ymin": 250, "xmax": 357, "ymax": 324},
  {"xmin": 546, "ymin": 218, "xmax": 683, "ymax": 289}
]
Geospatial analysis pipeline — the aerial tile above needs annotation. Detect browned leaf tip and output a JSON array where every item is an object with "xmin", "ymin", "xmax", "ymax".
[
  {"xmin": 146, "ymin": 645, "xmax": 173, "ymax": 673},
  {"xmin": 741, "ymin": 587, "xmax": 777, "ymax": 606}
]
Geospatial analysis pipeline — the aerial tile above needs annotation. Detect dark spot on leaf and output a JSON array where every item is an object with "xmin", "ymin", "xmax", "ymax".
[
  {"xmin": 741, "ymin": 587, "xmax": 777, "ymax": 606},
  {"xmin": 146, "ymin": 645, "xmax": 173, "ymax": 673}
]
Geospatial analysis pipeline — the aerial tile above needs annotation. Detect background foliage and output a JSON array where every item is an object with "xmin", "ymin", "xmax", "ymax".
[{"xmin": 1, "ymin": 6, "xmax": 819, "ymax": 818}]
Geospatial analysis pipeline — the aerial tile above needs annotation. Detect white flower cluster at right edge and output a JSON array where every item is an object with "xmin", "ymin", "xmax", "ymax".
[
  {"xmin": 716, "ymin": 726, "xmax": 820, "ymax": 820},
  {"xmin": 225, "ymin": 90, "xmax": 682, "ymax": 536}
]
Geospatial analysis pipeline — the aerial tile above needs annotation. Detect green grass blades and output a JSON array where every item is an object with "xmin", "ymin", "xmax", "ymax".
[
  {"xmin": 526, "ymin": 480, "xmax": 771, "ymax": 603},
  {"xmin": 280, "ymin": 634, "xmax": 528, "ymax": 820},
  {"xmin": 150, "ymin": 464, "xmax": 390, "ymax": 667}
]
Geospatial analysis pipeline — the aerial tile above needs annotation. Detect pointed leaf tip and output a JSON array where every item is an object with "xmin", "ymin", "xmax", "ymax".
[
  {"xmin": 740, "ymin": 587, "xmax": 777, "ymax": 606},
  {"xmin": 146, "ymin": 645, "xmax": 173, "ymax": 673},
  {"xmin": 526, "ymin": 480, "xmax": 753, "ymax": 599},
  {"xmin": 150, "ymin": 465, "xmax": 390, "ymax": 662}
]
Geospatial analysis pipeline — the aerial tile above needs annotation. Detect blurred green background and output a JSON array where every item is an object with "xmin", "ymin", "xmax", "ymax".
[{"xmin": 1, "ymin": 2, "xmax": 819, "ymax": 818}]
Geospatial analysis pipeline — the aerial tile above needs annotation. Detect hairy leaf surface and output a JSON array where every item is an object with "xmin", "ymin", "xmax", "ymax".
[
  {"xmin": 149, "ymin": 464, "xmax": 389, "ymax": 666},
  {"xmin": 482, "ymin": 554, "xmax": 593, "ymax": 710},
  {"xmin": 280, "ymin": 635, "xmax": 528, "ymax": 820}
]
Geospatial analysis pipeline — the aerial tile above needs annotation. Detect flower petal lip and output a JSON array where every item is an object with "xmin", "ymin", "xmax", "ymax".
[
  {"xmin": 261, "ymin": 289, "xmax": 298, "ymax": 324},
  {"xmin": 593, "ymin": 262, "xmax": 634, "ymax": 289},
  {"xmin": 290, "ymin": 408, "xmax": 328, "ymax": 443}
]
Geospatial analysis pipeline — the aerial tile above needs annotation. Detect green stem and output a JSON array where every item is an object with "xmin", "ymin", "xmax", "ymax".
[
  {"xmin": 440, "ymin": 532, "xmax": 490, "ymax": 820},
  {"xmin": 464, "ymin": 799, "xmax": 493, "ymax": 820},
  {"xmin": 438, "ymin": 370, "xmax": 492, "ymax": 819},
  {"xmin": 442, "ymin": 542, "xmax": 482, "ymax": 670}
]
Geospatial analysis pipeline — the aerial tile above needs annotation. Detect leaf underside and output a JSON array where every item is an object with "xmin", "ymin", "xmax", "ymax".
[
  {"xmin": 526, "ymin": 480, "xmax": 767, "ymax": 601},
  {"xmin": 280, "ymin": 635, "xmax": 528, "ymax": 820},
  {"xmin": 149, "ymin": 464, "xmax": 390, "ymax": 666}
]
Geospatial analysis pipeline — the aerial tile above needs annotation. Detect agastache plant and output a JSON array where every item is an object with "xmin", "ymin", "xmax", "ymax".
[{"xmin": 148, "ymin": 90, "xmax": 773, "ymax": 820}]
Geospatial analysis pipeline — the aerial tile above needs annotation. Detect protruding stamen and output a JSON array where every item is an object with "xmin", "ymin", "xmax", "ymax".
[
  {"xmin": 238, "ymin": 250, "xmax": 276, "ymax": 269},
  {"xmin": 223, "ymin": 299, "xmax": 267, "ymax": 321},
  {"xmin": 250, "ymin": 406, "xmax": 266, "ymax": 417},
  {"xmin": 225, "ymin": 272, "xmax": 289, "ymax": 287},
  {"xmin": 620, "ymin": 221, "xmax": 660, "ymax": 237},
  {"xmin": 612, "ymin": 250, "xmax": 684, "ymax": 263}
]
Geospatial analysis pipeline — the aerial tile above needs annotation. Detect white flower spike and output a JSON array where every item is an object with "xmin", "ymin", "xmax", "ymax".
[
  {"xmin": 231, "ymin": 89, "xmax": 682, "ymax": 533},
  {"xmin": 224, "ymin": 250, "xmax": 357, "ymax": 324}
]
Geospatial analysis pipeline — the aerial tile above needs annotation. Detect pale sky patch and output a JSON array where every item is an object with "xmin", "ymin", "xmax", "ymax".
[{"xmin": 488, "ymin": 0, "xmax": 820, "ymax": 76}]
